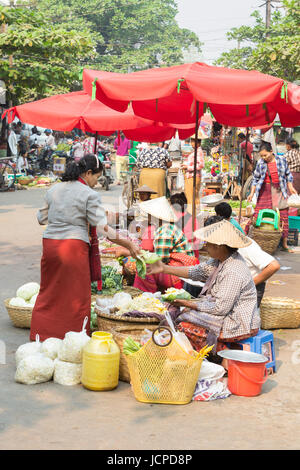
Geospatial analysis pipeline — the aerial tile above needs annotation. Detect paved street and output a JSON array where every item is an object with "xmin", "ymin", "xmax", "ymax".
[{"xmin": 1, "ymin": 186, "xmax": 300, "ymax": 450}]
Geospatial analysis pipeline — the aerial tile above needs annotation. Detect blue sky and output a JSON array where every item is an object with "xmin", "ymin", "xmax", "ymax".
[{"xmin": 176, "ymin": 0, "xmax": 268, "ymax": 63}]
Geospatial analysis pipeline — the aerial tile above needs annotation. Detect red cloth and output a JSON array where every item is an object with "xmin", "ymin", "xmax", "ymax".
[
  {"xmin": 265, "ymin": 161, "xmax": 280, "ymax": 184},
  {"xmin": 82, "ymin": 64, "xmax": 300, "ymax": 127},
  {"xmin": 250, "ymin": 181, "xmax": 289, "ymax": 238},
  {"xmin": 78, "ymin": 177, "xmax": 102, "ymax": 290},
  {"xmin": 30, "ymin": 239, "xmax": 91, "ymax": 341},
  {"xmin": 133, "ymin": 252, "xmax": 199, "ymax": 293}
]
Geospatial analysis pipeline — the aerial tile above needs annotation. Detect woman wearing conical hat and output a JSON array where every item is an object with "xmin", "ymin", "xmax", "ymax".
[
  {"xmin": 147, "ymin": 217, "xmax": 260, "ymax": 355},
  {"xmin": 132, "ymin": 196, "xmax": 199, "ymax": 292}
]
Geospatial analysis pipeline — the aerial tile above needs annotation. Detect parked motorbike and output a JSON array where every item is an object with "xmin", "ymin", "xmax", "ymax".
[{"xmin": 98, "ymin": 149, "xmax": 113, "ymax": 191}]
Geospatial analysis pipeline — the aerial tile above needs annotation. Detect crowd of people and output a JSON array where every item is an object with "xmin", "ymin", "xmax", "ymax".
[{"xmin": 3, "ymin": 119, "xmax": 300, "ymax": 359}]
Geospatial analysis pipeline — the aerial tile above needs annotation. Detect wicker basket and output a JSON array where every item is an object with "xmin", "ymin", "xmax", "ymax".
[
  {"xmin": 111, "ymin": 324, "xmax": 158, "ymax": 382},
  {"xmin": 249, "ymin": 224, "xmax": 283, "ymax": 255},
  {"xmin": 4, "ymin": 298, "xmax": 33, "ymax": 328},
  {"xmin": 260, "ymin": 296, "xmax": 300, "ymax": 329}
]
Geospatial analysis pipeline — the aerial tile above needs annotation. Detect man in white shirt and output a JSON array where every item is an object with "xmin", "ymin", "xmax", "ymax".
[
  {"xmin": 45, "ymin": 129, "xmax": 55, "ymax": 149},
  {"xmin": 238, "ymin": 238, "xmax": 280, "ymax": 307},
  {"xmin": 29, "ymin": 127, "xmax": 38, "ymax": 146},
  {"xmin": 36, "ymin": 131, "xmax": 47, "ymax": 147},
  {"xmin": 183, "ymin": 216, "xmax": 280, "ymax": 306}
]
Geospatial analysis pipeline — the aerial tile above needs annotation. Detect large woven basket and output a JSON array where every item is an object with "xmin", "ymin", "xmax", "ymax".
[
  {"xmin": 249, "ymin": 224, "xmax": 283, "ymax": 255},
  {"xmin": 96, "ymin": 309, "xmax": 161, "ymax": 382},
  {"xmin": 260, "ymin": 296, "xmax": 300, "ymax": 329},
  {"xmin": 111, "ymin": 324, "xmax": 158, "ymax": 382},
  {"xmin": 4, "ymin": 298, "xmax": 33, "ymax": 328}
]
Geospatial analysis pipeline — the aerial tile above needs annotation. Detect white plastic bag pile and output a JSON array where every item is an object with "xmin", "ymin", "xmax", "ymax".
[
  {"xmin": 15, "ymin": 335, "xmax": 57, "ymax": 385},
  {"xmin": 15, "ymin": 317, "xmax": 90, "ymax": 386},
  {"xmin": 9, "ymin": 282, "xmax": 40, "ymax": 308},
  {"xmin": 193, "ymin": 360, "xmax": 231, "ymax": 401},
  {"xmin": 54, "ymin": 316, "xmax": 90, "ymax": 386}
]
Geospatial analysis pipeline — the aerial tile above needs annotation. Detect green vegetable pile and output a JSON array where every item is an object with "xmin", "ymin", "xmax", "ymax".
[
  {"xmin": 134, "ymin": 250, "xmax": 162, "ymax": 279},
  {"xmin": 123, "ymin": 336, "xmax": 142, "ymax": 355},
  {"xmin": 90, "ymin": 303, "xmax": 98, "ymax": 331},
  {"xmin": 92, "ymin": 266, "xmax": 123, "ymax": 296},
  {"xmin": 161, "ymin": 288, "xmax": 192, "ymax": 302}
]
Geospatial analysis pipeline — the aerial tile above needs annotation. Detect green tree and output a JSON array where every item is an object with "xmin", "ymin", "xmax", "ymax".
[
  {"xmin": 33, "ymin": 0, "xmax": 202, "ymax": 71},
  {"xmin": 215, "ymin": 0, "xmax": 300, "ymax": 82},
  {"xmin": 0, "ymin": 3, "xmax": 94, "ymax": 105}
]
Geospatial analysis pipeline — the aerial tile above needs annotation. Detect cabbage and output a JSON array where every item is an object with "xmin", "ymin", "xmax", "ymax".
[
  {"xmin": 9, "ymin": 297, "xmax": 29, "ymax": 308},
  {"xmin": 16, "ymin": 282, "xmax": 40, "ymax": 301},
  {"xmin": 29, "ymin": 293, "xmax": 38, "ymax": 306}
]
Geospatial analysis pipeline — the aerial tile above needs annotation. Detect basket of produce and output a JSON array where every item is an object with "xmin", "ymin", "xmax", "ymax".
[
  {"xmin": 4, "ymin": 282, "xmax": 40, "ymax": 328},
  {"xmin": 249, "ymin": 224, "xmax": 283, "ymax": 255},
  {"xmin": 260, "ymin": 297, "xmax": 300, "ymax": 329},
  {"xmin": 17, "ymin": 177, "xmax": 32, "ymax": 186},
  {"xmin": 95, "ymin": 291, "xmax": 165, "ymax": 331},
  {"xmin": 124, "ymin": 327, "xmax": 213, "ymax": 404}
]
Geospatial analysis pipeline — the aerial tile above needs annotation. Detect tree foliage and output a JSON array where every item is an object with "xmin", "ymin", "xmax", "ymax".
[
  {"xmin": 215, "ymin": 0, "xmax": 300, "ymax": 82},
  {"xmin": 0, "ymin": 3, "xmax": 94, "ymax": 105},
  {"xmin": 33, "ymin": 0, "xmax": 202, "ymax": 71}
]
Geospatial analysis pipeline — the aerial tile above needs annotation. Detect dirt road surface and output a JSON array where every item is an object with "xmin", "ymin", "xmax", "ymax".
[{"xmin": 1, "ymin": 186, "xmax": 300, "ymax": 450}]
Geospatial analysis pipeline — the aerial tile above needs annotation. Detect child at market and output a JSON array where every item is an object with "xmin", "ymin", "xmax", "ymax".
[{"xmin": 215, "ymin": 201, "xmax": 245, "ymax": 233}]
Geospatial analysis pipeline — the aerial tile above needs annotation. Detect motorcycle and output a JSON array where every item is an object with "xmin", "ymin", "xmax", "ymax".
[{"xmin": 98, "ymin": 149, "xmax": 113, "ymax": 191}]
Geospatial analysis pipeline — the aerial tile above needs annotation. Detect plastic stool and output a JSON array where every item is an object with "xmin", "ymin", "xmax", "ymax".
[
  {"xmin": 226, "ymin": 330, "xmax": 276, "ymax": 373},
  {"xmin": 256, "ymin": 209, "xmax": 279, "ymax": 231}
]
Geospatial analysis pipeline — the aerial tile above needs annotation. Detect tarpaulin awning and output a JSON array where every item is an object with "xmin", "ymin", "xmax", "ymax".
[{"xmin": 82, "ymin": 62, "xmax": 300, "ymax": 127}]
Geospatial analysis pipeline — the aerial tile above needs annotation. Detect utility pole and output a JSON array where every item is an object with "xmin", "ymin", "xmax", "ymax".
[{"xmin": 266, "ymin": 0, "xmax": 272, "ymax": 29}]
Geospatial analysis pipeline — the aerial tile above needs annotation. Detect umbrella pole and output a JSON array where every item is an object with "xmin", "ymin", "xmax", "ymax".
[
  {"xmin": 192, "ymin": 101, "xmax": 200, "ymax": 238},
  {"xmin": 238, "ymin": 126, "xmax": 250, "ymax": 224},
  {"xmin": 94, "ymin": 131, "xmax": 98, "ymax": 154}
]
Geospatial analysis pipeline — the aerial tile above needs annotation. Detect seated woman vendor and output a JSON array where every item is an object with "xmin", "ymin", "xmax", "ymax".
[
  {"xmin": 146, "ymin": 217, "xmax": 260, "ymax": 354},
  {"xmin": 132, "ymin": 196, "xmax": 199, "ymax": 292}
]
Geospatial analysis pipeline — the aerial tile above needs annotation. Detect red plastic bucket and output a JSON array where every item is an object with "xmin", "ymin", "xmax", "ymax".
[{"xmin": 218, "ymin": 350, "xmax": 268, "ymax": 397}]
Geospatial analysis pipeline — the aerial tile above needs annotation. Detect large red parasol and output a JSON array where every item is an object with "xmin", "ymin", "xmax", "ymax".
[
  {"xmin": 2, "ymin": 90, "xmax": 197, "ymax": 142},
  {"xmin": 82, "ymin": 62, "xmax": 300, "ymax": 127}
]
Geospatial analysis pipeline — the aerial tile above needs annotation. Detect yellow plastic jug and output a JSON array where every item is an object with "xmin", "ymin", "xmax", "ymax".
[{"xmin": 81, "ymin": 331, "xmax": 120, "ymax": 391}]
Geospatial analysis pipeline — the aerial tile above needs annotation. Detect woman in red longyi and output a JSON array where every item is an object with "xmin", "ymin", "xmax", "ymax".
[{"xmin": 30, "ymin": 154, "xmax": 139, "ymax": 341}]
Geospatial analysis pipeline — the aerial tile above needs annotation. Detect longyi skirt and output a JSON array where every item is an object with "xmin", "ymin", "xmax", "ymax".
[{"xmin": 30, "ymin": 238, "xmax": 91, "ymax": 341}]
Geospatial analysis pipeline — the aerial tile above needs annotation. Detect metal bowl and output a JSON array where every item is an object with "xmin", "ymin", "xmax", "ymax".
[{"xmin": 201, "ymin": 193, "xmax": 224, "ymax": 207}]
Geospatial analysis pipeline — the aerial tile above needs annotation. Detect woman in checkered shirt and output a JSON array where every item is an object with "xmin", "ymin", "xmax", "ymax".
[
  {"xmin": 147, "ymin": 218, "xmax": 260, "ymax": 355},
  {"xmin": 285, "ymin": 138, "xmax": 300, "ymax": 195}
]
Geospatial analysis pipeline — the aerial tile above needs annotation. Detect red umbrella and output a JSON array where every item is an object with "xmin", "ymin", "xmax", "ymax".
[
  {"xmin": 82, "ymin": 62, "xmax": 300, "ymax": 127},
  {"xmin": 2, "ymin": 90, "xmax": 197, "ymax": 142}
]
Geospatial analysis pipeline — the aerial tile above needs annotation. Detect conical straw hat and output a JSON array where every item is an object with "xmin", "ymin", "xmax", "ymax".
[
  {"xmin": 195, "ymin": 219, "xmax": 252, "ymax": 248},
  {"xmin": 139, "ymin": 196, "xmax": 176, "ymax": 223}
]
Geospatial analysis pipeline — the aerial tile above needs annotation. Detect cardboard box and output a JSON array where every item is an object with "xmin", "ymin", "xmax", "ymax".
[{"xmin": 53, "ymin": 157, "xmax": 66, "ymax": 175}]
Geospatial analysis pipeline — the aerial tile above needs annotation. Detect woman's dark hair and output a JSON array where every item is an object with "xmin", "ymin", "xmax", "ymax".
[
  {"xmin": 286, "ymin": 138, "xmax": 299, "ymax": 149},
  {"xmin": 61, "ymin": 154, "xmax": 103, "ymax": 182},
  {"xmin": 170, "ymin": 192, "xmax": 187, "ymax": 212},
  {"xmin": 215, "ymin": 202, "xmax": 232, "ymax": 219},
  {"xmin": 204, "ymin": 215, "xmax": 224, "ymax": 227},
  {"xmin": 204, "ymin": 215, "xmax": 238, "ymax": 254},
  {"xmin": 238, "ymin": 132, "xmax": 246, "ymax": 140},
  {"xmin": 259, "ymin": 141, "xmax": 272, "ymax": 152}
]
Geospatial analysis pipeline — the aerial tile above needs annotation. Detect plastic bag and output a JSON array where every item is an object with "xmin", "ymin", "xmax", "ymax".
[
  {"xmin": 176, "ymin": 169, "xmax": 184, "ymax": 190},
  {"xmin": 165, "ymin": 311, "xmax": 194, "ymax": 355},
  {"xmin": 41, "ymin": 337, "xmax": 63, "ymax": 360},
  {"xmin": 53, "ymin": 359, "xmax": 82, "ymax": 386},
  {"xmin": 288, "ymin": 194, "xmax": 300, "ymax": 208},
  {"xmin": 15, "ymin": 334, "xmax": 42, "ymax": 367},
  {"xmin": 58, "ymin": 317, "xmax": 90, "ymax": 364},
  {"xmin": 193, "ymin": 360, "xmax": 231, "ymax": 401},
  {"xmin": 15, "ymin": 353, "xmax": 54, "ymax": 385}
]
